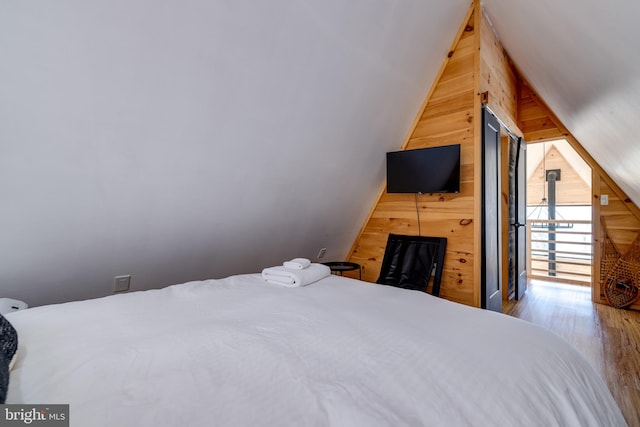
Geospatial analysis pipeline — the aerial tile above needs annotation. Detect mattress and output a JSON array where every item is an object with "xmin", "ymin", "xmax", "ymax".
[{"xmin": 5, "ymin": 274, "xmax": 626, "ymax": 426}]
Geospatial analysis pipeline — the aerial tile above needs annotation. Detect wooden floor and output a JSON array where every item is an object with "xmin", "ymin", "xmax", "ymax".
[{"xmin": 503, "ymin": 279, "xmax": 640, "ymax": 426}]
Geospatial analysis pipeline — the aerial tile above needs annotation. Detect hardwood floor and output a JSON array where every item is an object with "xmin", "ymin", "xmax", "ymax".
[{"xmin": 503, "ymin": 279, "xmax": 640, "ymax": 426}]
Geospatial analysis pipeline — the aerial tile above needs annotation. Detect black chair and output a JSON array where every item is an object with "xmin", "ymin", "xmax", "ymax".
[{"xmin": 376, "ymin": 234, "xmax": 447, "ymax": 296}]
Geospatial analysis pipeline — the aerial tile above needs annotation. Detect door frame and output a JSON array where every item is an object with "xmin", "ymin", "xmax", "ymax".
[
  {"xmin": 481, "ymin": 106, "xmax": 503, "ymax": 312},
  {"xmin": 514, "ymin": 136, "xmax": 527, "ymax": 300},
  {"xmin": 482, "ymin": 105, "xmax": 527, "ymax": 310}
]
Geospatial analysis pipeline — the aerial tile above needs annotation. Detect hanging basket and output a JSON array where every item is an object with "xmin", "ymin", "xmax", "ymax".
[
  {"xmin": 604, "ymin": 232, "xmax": 640, "ymax": 309},
  {"xmin": 600, "ymin": 220, "xmax": 620, "ymax": 286}
]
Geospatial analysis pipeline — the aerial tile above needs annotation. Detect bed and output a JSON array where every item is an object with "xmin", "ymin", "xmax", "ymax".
[{"xmin": 3, "ymin": 273, "xmax": 627, "ymax": 426}]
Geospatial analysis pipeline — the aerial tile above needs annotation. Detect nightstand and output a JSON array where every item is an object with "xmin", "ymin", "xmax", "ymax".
[{"xmin": 323, "ymin": 262, "xmax": 362, "ymax": 280}]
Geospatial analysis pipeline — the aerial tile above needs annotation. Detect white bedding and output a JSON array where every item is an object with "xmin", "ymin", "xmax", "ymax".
[{"xmin": 5, "ymin": 274, "xmax": 626, "ymax": 426}]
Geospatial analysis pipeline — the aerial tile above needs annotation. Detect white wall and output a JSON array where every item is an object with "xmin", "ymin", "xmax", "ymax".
[{"xmin": 0, "ymin": 0, "xmax": 469, "ymax": 306}]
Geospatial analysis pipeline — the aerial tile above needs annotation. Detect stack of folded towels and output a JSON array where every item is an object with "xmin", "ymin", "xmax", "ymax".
[{"xmin": 261, "ymin": 258, "xmax": 331, "ymax": 287}]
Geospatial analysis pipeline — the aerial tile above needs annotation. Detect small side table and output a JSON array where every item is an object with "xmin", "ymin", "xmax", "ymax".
[{"xmin": 323, "ymin": 261, "xmax": 362, "ymax": 280}]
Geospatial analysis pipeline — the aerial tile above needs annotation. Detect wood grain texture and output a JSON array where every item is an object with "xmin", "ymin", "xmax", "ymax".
[
  {"xmin": 349, "ymin": 7, "xmax": 478, "ymax": 306},
  {"xmin": 471, "ymin": 3, "xmax": 483, "ymax": 309},
  {"xmin": 527, "ymin": 145, "xmax": 592, "ymax": 205},
  {"xmin": 345, "ymin": 2, "xmax": 476, "ymax": 273},
  {"xmin": 349, "ymin": 2, "xmax": 524, "ymax": 308},
  {"xmin": 350, "ymin": 0, "xmax": 640, "ymax": 313},
  {"xmin": 479, "ymin": 11, "xmax": 520, "ymax": 134},
  {"xmin": 505, "ymin": 279, "xmax": 640, "ymax": 427},
  {"xmin": 479, "ymin": 7, "xmax": 524, "ymax": 304}
]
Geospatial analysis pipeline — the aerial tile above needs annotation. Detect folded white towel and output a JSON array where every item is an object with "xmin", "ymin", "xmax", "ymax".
[
  {"xmin": 283, "ymin": 258, "xmax": 311, "ymax": 270},
  {"xmin": 261, "ymin": 263, "xmax": 331, "ymax": 287}
]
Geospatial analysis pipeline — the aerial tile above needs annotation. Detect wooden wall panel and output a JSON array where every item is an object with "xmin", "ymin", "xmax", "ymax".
[
  {"xmin": 348, "ymin": 2, "xmax": 526, "ymax": 308},
  {"xmin": 527, "ymin": 146, "xmax": 592, "ymax": 206},
  {"xmin": 479, "ymin": 13, "xmax": 520, "ymax": 134},
  {"xmin": 348, "ymin": 8, "xmax": 477, "ymax": 306},
  {"xmin": 518, "ymin": 88, "xmax": 566, "ymax": 141},
  {"xmin": 479, "ymin": 9, "xmax": 523, "ymax": 304},
  {"xmin": 349, "ymin": 0, "xmax": 640, "ymax": 313}
]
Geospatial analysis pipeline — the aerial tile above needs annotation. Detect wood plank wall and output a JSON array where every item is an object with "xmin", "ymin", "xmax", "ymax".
[
  {"xmin": 478, "ymin": 9, "xmax": 522, "ymax": 303},
  {"xmin": 348, "ymin": 7, "xmax": 478, "ymax": 306},
  {"xmin": 527, "ymin": 146, "xmax": 592, "ymax": 206},
  {"xmin": 479, "ymin": 13, "xmax": 519, "ymax": 133},
  {"xmin": 349, "ymin": 0, "xmax": 640, "ymax": 311},
  {"xmin": 348, "ymin": 2, "xmax": 525, "ymax": 308},
  {"xmin": 518, "ymin": 82, "xmax": 640, "ymax": 311}
]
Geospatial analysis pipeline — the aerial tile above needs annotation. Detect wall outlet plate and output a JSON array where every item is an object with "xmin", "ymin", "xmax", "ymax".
[
  {"xmin": 601, "ymin": 194, "xmax": 609, "ymax": 206},
  {"xmin": 114, "ymin": 275, "xmax": 131, "ymax": 292}
]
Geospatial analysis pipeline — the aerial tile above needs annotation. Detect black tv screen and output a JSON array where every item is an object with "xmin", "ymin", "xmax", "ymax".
[{"xmin": 386, "ymin": 144, "xmax": 460, "ymax": 194}]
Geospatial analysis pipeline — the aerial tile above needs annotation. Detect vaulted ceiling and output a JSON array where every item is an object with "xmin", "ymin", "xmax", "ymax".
[
  {"xmin": 1, "ymin": 0, "xmax": 639, "ymax": 306},
  {"xmin": 483, "ymin": 0, "xmax": 640, "ymax": 205}
]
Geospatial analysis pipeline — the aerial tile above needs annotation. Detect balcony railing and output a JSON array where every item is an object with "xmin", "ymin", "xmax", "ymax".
[{"xmin": 527, "ymin": 219, "xmax": 592, "ymax": 284}]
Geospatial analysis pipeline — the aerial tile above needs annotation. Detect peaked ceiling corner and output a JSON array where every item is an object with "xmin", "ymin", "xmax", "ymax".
[{"xmin": 481, "ymin": 0, "xmax": 640, "ymax": 207}]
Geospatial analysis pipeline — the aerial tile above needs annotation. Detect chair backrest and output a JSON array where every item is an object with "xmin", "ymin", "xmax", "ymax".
[{"xmin": 376, "ymin": 234, "xmax": 447, "ymax": 296}]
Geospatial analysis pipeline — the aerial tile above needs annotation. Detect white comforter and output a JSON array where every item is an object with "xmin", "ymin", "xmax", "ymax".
[{"xmin": 6, "ymin": 274, "xmax": 626, "ymax": 427}]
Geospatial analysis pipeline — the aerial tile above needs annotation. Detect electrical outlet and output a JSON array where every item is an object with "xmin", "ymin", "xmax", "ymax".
[
  {"xmin": 317, "ymin": 248, "xmax": 327, "ymax": 259},
  {"xmin": 114, "ymin": 275, "xmax": 131, "ymax": 292},
  {"xmin": 600, "ymin": 194, "xmax": 609, "ymax": 206}
]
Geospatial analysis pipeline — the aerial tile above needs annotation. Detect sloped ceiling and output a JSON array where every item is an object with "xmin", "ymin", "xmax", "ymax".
[
  {"xmin": 4, "ymin": 1, "xmax": 639, "ymax": 307},
  {"xmin": 482, "ymin": 0, "xmax": 640, "ymax": 205},
  {"xmin": 0, "ymin": 0, "xmax": 470, "ymax": 305}
]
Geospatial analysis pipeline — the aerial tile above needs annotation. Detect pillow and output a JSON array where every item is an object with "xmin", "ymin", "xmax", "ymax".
[{"xmin": 0, "ymin": 314, "xmax": 18, "ymax": 403}]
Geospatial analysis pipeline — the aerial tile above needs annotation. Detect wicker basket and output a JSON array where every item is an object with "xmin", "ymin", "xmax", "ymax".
[
  {"xmin": 600, "ymin": 220, "xmax": 620, "ymax": 288},
  {"xmin": 604, "ymin": 232, "xmax": 640, "ymax": 309}
]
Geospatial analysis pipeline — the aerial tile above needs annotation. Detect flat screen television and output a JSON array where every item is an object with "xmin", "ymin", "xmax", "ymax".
[{"xmin": 386, "ymin": 144, "xmax": 460, "ymax": 194}]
